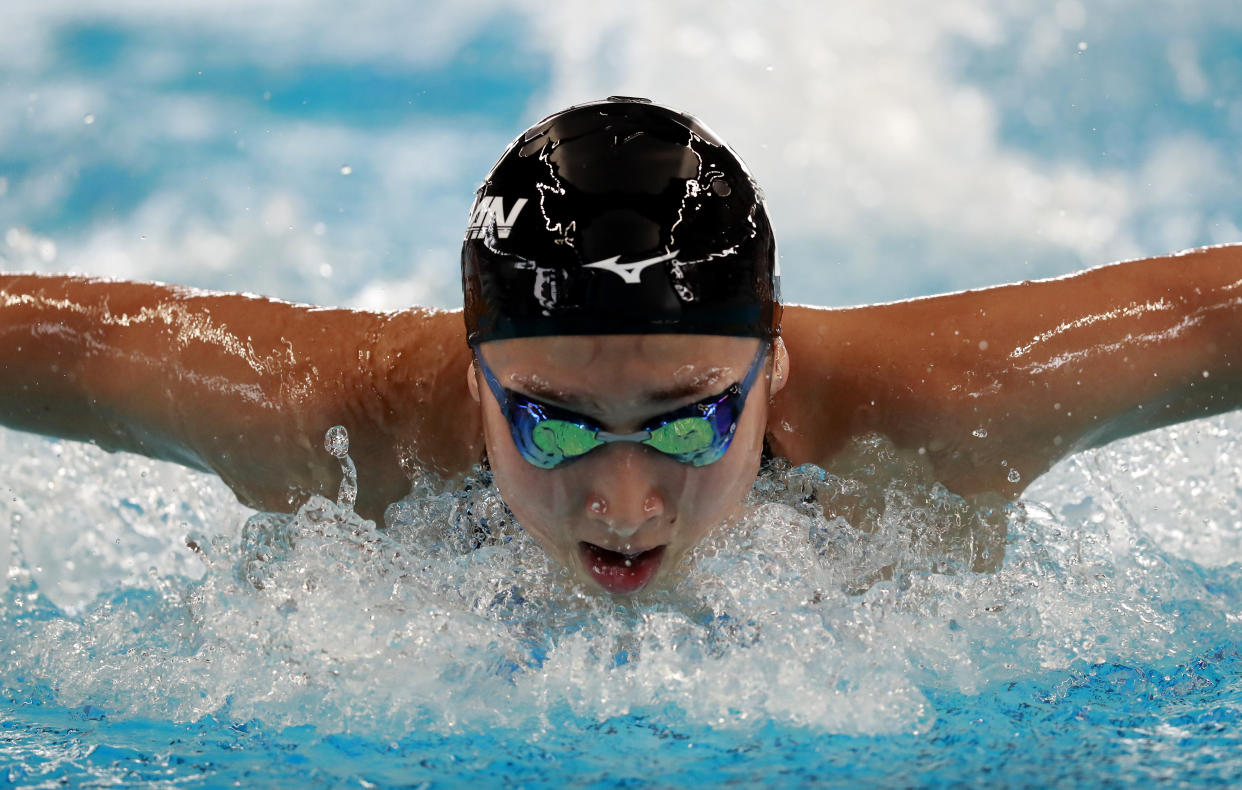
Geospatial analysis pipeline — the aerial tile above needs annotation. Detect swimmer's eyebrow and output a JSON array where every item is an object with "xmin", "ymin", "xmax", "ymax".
[
  {"xmin": 644, "ymin": 377, "xmax": 727, "ymax": 403},
  {"xmin": 517, "ymin": 372, "xmax": 729, "ymax": 411},
  {"xmin": 512, "ymin": 379, "xmax": 604, "ymax": 412}
]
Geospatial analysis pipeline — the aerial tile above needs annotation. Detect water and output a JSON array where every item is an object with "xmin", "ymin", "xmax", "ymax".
[{"xmin": 2, "ymin": 413, "xmax": 1240, "ymax": 786}]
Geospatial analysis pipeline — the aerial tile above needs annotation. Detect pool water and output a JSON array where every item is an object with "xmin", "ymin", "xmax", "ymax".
[{"xmin": 2, "ymin": 414, "xmax": 1240, "ymax": 787}]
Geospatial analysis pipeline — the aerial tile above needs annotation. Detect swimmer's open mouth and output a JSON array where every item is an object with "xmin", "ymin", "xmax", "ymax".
[{"xmin": 578, "ymin": 542, "xmax": 666, "ymax": 594}]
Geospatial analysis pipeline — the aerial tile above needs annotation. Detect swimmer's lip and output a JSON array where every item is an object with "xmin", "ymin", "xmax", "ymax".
[
  {"xmin": 577, "ymin": 541, "xmax": 666, "ymax": 595},
  {"xmin": 582, "ymin": 539, "xmax": 664, "ymax": 557}
]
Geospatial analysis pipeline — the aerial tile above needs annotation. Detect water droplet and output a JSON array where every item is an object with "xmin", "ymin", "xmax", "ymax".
[
  {"xmin": 972, "ymin": 428, "xmax": 988, "ymax": 439},
  {"xmin": 82, "ymin": 113, "xmax": 95, "ymax": 125},
  {"xmin": 1008, "ymin": 468, "xmax": 1021, "ymax": 483},
  {"xmin": 977, "ymin": 340, "xmax": 989, "ymax": 351},
  {"xmin": 340, "ymin": 165, "xmax": 352, "ymax": 175},
  {"xmin": 324, "ymin": 425, "xmax": 350, "ymax": 458},
  {"xmin": 1202, "ymin": 370, "xmax": 1210, "ymax": 378}
]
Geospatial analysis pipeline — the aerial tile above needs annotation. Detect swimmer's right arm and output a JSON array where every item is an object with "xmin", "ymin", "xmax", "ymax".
[
  {"xmin": 0, "ymin": 274, "xmax": 482, "ymax": 521},
  {"xmin": 772, "ymin": 245, "xmax": 1242, "ymax": 501}
]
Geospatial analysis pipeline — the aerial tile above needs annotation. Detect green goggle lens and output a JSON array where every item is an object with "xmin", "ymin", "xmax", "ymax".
[
  {"xmin": 643, "ymin": 417, "xmax": 716, "ymax": 456},
  {"xmin": 531, "ymin": 420, "xmax": 604, "ymax": 460},
  {"xmin": 532, "ymin": 415, "xmax": 719, "ymax": 466}
]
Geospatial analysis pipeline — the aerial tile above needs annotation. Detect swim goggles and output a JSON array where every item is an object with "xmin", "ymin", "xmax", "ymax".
[{"xmin": 473, "ymin": 342, "xmax": 769, "ymax": 469}]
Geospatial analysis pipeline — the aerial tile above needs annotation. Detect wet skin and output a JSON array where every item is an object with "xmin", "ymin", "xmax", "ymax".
[
  {"xmin": 2, "ymin": 246, "xmax": 1241, "ymax": 594},
  {"xmin": 467, "ymin": 335, "xmax": 788, "ymax": 594}
]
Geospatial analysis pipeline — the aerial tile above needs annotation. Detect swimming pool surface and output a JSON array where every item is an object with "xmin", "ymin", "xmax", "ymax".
[{"xmin": 3, "ymin": 420, "xmax": 1241, "ymax": 787}]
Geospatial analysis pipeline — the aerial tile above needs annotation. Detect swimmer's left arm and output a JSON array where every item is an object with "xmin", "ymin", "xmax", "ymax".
[{"xmin": 771, "ymin": 244, "xmax": 1242, "ymax": 498}]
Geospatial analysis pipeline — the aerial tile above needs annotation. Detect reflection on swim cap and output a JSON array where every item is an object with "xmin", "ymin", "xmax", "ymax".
[{"xmin": 462, "ymin": 97, "xmax": 781, "ymax": 344}]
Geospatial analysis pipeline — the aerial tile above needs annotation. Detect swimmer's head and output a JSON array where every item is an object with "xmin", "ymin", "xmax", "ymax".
[
  {"xmin": 461, "ymin": 98, "xmax": 788, "ymax": 595},
  {"xmin": 461, "ymin": 96, "xmax": 781, "ymax": 343}
]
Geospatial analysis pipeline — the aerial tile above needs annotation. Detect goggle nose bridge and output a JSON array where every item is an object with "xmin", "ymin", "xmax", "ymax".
[{"xmin": 595, "ymin": 429, "xmax": 654, "ymax": 443}]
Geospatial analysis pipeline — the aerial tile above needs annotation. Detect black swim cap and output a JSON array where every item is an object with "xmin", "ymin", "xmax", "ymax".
[{"xmin": 462, "ymin": 97, "xmax": 780, "ymax": 345}]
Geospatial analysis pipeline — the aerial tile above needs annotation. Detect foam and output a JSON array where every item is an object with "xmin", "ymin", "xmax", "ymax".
[{"xmin": 2, "ymin": 414, "xmax": 1238, "ymax": 737}]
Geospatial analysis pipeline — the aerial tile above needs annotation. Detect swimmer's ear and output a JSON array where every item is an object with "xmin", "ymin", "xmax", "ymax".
[
  {"xmin": 769, "ymin": 338, "xmax": 789, "ymax": 397},
  {"xmin": 467, "ymin": 359, "xmax": 481, "ymax": 402}
]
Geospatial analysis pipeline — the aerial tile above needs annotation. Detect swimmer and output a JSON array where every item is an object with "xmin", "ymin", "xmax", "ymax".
[{"xmin": 2, "ymin": 96, "xmax": 1240, "ymax": 593}]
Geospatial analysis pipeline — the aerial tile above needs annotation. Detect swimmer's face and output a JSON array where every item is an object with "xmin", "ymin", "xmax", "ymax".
[{"xmin": 468, "ymin": 334, "xmax": 788, "ymax": 595}]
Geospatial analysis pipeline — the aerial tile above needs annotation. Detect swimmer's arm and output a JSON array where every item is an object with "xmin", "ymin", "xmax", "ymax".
[
  {"xmin": 0, "ymin": 274, "xmax": 481, "ymax": 521},
  {"xmin": 772, "ymin": 245, "xmax": 1242, "ymax": 498}
]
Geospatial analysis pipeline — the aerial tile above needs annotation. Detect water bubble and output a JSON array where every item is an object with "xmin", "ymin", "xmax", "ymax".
[
  {"xmin": 324, "ymin": 426, "xmax": 350, "ymax": 458},
  {"xmin": 82, "ymin": 113, "xmax": 95, "ymax": 125},
  {"xmin": 972, "ymin": 428, "xmax": 988, "ymax": 439},
  {"xmin": 324, "ymin": 426, "xmax": 357, "ymax": 509},
  {"xmin": 1008, "ymin": 468, "xmax": 1021, "ymax": 483},
  {"xmin": 340, "ymin": 165, "xmax": 353, "ymax": 176}
]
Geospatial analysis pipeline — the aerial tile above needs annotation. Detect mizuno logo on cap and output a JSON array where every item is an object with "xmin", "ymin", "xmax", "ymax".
[
  {"xmin": 465, "ymin": 196, "xmax": 528, "ymax": 240},
  {"xmin": 583, "ymin": 250, "xmax": 679, "ymax": 284}
]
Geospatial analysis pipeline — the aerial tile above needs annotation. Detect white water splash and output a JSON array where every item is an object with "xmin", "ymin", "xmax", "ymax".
[{"xmin": 0, "ymin": 412, "xmax": 1239, "ymax": 737}]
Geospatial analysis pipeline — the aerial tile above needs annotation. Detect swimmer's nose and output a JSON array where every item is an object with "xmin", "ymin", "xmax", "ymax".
[
  {"xmin": 584, "ymin": 457, "xmax": 667, "ymax": 538},
  {"xmin": 585, "ymin": 492, "xmax": 665, "ymax": 538}
]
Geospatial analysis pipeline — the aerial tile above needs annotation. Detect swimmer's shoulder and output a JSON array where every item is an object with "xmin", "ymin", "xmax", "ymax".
[
  {"xmin": 767, "ymin": 303, "xmax": 905, "ymax": 466},
  {"xmin": 360, "ymin": 307, "xmax": 483, "ymax": 480}
]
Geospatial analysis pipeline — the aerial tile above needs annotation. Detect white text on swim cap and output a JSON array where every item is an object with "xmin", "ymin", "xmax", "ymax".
[
  {"xmin": 583, "ymin": 250, "xmax": 680, "ymax": 284},
  {"xmin": 465, "ymin": 196, "xmax": 528, "ymax": 240}
]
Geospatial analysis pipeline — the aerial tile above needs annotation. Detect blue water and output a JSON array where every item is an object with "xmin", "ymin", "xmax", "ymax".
[
  {"xmin": 4, "ymin": 3, "xmax": 1242, "ymax": 787},
  {"xmin": 5, "ymin": 647, "xmax": 1242, "ymax": 787},
  {"xmin": 4, "ymin": 423, "xmax": 1242, "ymax": 786}
]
